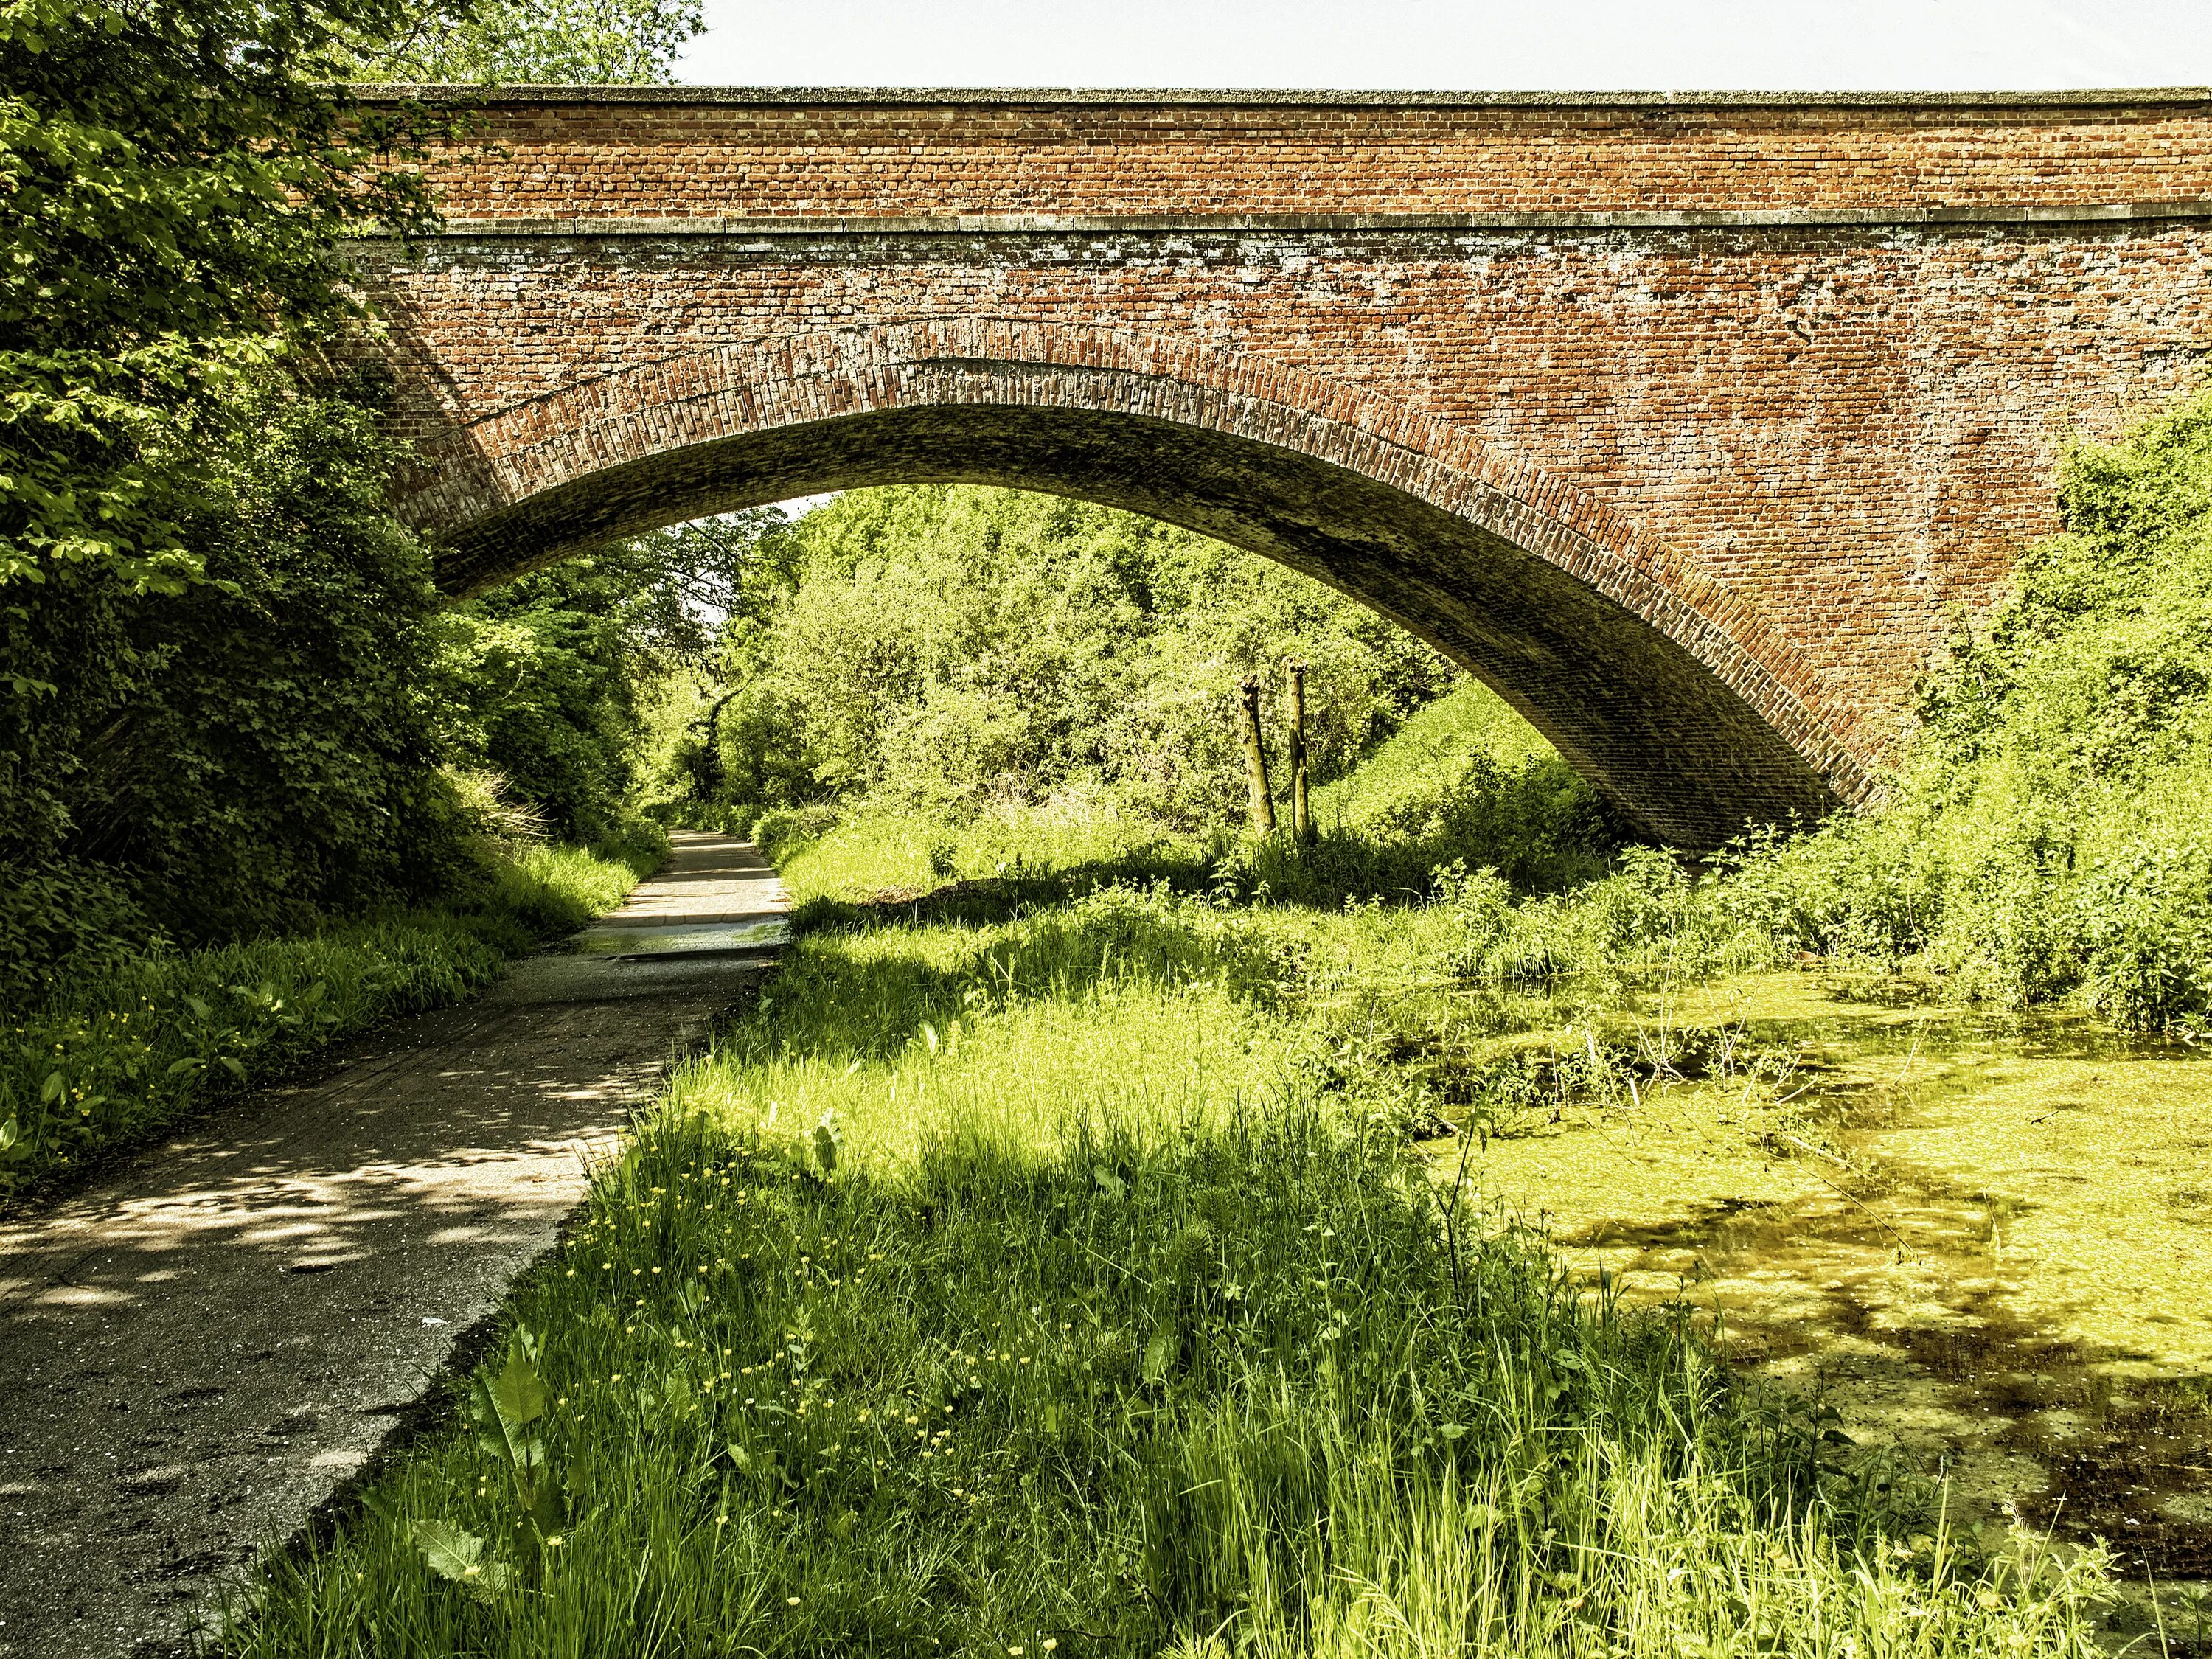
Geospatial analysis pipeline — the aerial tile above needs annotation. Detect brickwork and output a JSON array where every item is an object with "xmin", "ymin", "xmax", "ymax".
[{"xmin": 356, "ymin": 88, "xmax": 2212, "ymax": 847}]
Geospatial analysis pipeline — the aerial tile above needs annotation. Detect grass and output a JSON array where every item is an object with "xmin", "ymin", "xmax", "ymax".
[
  {"xmin": 784, "ymin": 377, "xmax": 2212, "ymax": 1040},
  {"xmin": 232, "ymin": 877, "xmax": 2119, "ymax": 1656},
  {"xmin": 226, "ymin": 384, "xmax": 2212, "ymax": 1652},
  {"xmin": 0, "ymin": 824, "xmax": 666, "ymax": 1197},
  {"xmin": 1279, "ymin": 681, "xmax": 1616, "ymax": 897},
  {"xmin": 232, "ymin": 469, "xmax": 2212, "ymax": 1649},
  {"xmin": 756, "ymin": 681, "xmax": 1618, "ymax": 926}
]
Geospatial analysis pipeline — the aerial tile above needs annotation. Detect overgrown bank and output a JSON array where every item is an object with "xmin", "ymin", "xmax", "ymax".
[
  {"xmin": 0, "ymin": 1, "xmax": 715, "ymax": 1191},
  {"xmin": 216, "ymin": 388, "xmax": 2212, "ymax": 1655},
  {"xmin": 1719, "ymin": 389, "xmax": 2212, "ymax": 1026},
  {"xmin": 0, "ymin": 830, "xmax": 663, "ymax": 1197},
  {"xmin": 700, "ymin": 388, "xmax": 2212, "ymax": 1034},
  {"xmin": 233, "ymin": 888, "xmax": 2116, "ymax": 1657}
]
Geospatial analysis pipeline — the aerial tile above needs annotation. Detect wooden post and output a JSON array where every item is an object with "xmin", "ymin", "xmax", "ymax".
[
  {"xmin": 1287, "ymin": 661, "xmax": 1312, "ymax": 844},
  {"xmin": 1237, "ymin": 675, "xmax": 1276, "ymax": 835}
]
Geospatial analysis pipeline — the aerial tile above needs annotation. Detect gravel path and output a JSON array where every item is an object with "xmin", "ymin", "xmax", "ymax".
[{"xmin": 0, "ymin": 832, "xmax": 785, "ymax": 1657}]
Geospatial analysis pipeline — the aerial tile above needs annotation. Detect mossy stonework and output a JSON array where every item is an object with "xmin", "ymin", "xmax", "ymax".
[{"xmin": 358, "ymin": 88, "xmax": 2212, "ymax": 846}]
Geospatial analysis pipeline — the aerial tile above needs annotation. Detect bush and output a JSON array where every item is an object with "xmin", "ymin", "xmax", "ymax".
[
  {"xmin": 0, "ymin": 378, "xmax": 490, "ymax": 995},
  {"xmin": 0, "ymin": 832, "xmax": 662, "ymax": 1196},
  {"xmin": 1702, "ymin": 387, "xmax": 2212, "ymax": 1025}
]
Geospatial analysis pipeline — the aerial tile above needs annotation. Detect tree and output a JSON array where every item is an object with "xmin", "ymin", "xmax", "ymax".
[
  {"xmin": 0, "ymin": 0, "xmax": 449, "ymax": 595},
  {"xmin": 427, "ymin": 509, "xmax": 790, "ymax": 836},
  {"xmin": 354, "ymin": 0, "xmax": 704, "ymax": 83}
]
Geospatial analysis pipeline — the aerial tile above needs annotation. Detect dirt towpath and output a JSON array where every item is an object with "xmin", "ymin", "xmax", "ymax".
[{"xmin": 0, "ymin": 832, "xmax": 785, "ymax": 1657}]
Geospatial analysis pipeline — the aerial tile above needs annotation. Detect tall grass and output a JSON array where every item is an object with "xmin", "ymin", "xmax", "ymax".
[
  {"xmin": 223, "ymin": 380, "xmax": 2212, "ymax": 1659},
  {"xmin": 0, "ymin": 825, "xmax": 665, "ymax": 1194},
  {"xmin": 233, "ymin": 900, "xmax": 2112, "ymax": 1657},
  {"xmin": 768, "ymin": 386, "xmax": 2212, "ymax": 1034},
  {"xmin": 1267, "ymin": 681, "xmax": 1617, "ymax": 898},
  {"xmin": 752, "ymin": 681, "xmax": 1617, "ymax": 927}
]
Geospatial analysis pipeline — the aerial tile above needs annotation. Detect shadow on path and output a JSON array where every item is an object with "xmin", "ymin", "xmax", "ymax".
[{"xmin": 0, "ymin": 832, "xmax": 785, "ymax": 1658}]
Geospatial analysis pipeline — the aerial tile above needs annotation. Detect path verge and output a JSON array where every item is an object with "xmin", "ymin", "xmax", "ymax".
[{"xmin": 0, "ymin": 831, "xmax": 786, "ymax": 1658}]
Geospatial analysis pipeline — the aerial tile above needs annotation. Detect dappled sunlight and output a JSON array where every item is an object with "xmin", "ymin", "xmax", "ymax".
[
  {"xmin": 1461, "ymin": 973, "xmax": 2212, "ymax": 1576},
  {"xmin": 0, "ymin": 832, "xmax": 785, "ymax": 1654}
]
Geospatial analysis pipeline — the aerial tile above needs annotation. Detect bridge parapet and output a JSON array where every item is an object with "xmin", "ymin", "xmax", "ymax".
[
  {"xmin": 354, "ymin": 88, "xmax": 2212, "ymax": 844},
  {"xmin": 362, "ymin": 85, "xmax": 2212, "ymax": 223}
]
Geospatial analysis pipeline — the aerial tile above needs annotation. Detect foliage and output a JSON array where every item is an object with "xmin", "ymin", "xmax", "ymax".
[
  {"xmin": 353, "ymin": 0, "xmax": 703, "ymax": 83},
  {"xmin": 0, "ymin": 831, "xmax": 661, "ymax": 1196},
  {"xmin": 1248, "ymin": 682, "xmax": 1618, "ymax": 900},
  {"xmin": 232, "ymin": 887, "xmax": 2112, "ymax": 1656},
  {"xmin": 0, "ymin": 0, "xmax": 445, "ymax": 592},
  {"xmin": 681, "ymin": 486, "xmax": 1456, "ymax": 834},
  {"xmin": 1706, "ymin": 386, "xmax": 2212, "ymax": 1026},
  {"xmin": 434, "ymin": 513, "xmax": 787, "ymax": 840},
  {"xmin": 1, "ymin": 0, "xmax": 714, "ymax": 1006},
  {"xmin": 0, "ymin": 378, "xmax": 492, "ymax": 987},
  {"xmin": 3, "ymin": 413, "xmax": 747, "ymax": 993}
]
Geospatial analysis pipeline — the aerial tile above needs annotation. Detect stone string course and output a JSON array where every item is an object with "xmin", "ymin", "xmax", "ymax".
[{"xmin": 358, "ymin": 91, "xmax": 2212, "ymax": 846}]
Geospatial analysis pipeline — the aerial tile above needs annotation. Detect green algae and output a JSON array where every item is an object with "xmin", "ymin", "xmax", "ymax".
[{"xmin": 1432, "ymin": 970, "xmax": 2212, "ymax": 1588}]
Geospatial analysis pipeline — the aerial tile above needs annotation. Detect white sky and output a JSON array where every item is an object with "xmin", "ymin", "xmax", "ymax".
[{"xmin": 677, "ymin": 0, "xmax": 2212, "ymax": 91}]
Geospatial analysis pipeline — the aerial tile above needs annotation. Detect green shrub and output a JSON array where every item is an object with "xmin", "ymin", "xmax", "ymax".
[
  {"xmin": 1703, "ymin": 387, "xmax": 2212, "ymax": 1025},
  {"xmin": 0, "ymin": 382, "xmax": 485, "ymax": 990},
  {"xmin": 0, "ymin": 832, "xmax": 661, "ymax": 1196}
]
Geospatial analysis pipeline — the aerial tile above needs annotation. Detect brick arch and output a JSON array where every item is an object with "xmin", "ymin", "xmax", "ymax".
[{"xmin": 400, "ymin": 319, "xmax": 1877, "ymax": 848}]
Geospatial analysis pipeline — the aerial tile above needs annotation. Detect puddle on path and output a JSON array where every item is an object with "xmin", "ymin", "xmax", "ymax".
[
  {"xmin": 1433, "ymin": 971, "xmax": 2212, "ymax": 1593},
  {"xmin": 571, "ymin": 917, "xmax": 791, "ymax": 958}
]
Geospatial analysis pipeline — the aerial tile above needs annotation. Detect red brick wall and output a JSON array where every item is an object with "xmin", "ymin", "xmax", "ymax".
[
  {"xmin": 397, "ymin": 91, "xmax": 2212, "ymax": 218},
  {"xmin": 356, "ymin": 90, "xmax": 2212, "ymax": 845}
]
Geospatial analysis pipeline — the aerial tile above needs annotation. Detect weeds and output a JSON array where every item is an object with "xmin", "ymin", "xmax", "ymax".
[
  {"xmin": 0, "ymin": 828, "xmax": 664, "ymax": 1195},
  {"xmin": 222, "ymin": 386, "xmax": 2212, "ymax": 1647},
  {"xmin": 234, "ymin": 882, "xmax": 2117, "ymax": 1655}
]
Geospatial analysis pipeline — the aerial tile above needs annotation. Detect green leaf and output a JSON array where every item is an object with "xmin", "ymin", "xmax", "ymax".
[
  {"xmin": 1143, "ymin": 1328, "xmax": 1175, "ymax": 1383},
  {"xmin": 490, "ymin": 1334, "xmax": 549, "ymax": 1431},
  {"xmin": 40, "ymin": 1070, "xmax": 64, "ymax": 1102},
  {"xmin": 411, "ymin": 1520, "xmax": 509, "ymax": 1597},
  {"xmin": 218, "ymin": 1055, "xmax": 246, "ymax": 1079},
  {"xmin": 526, "ymin": 1474, "xmax": 565, "ymax": 1536},
  {"xmin": 413, "ymin": 1518, "xmax": 482, "ymax": 1578}
]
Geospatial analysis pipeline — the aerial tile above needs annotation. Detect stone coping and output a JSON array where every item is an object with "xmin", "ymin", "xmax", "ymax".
[
  {"xmin": 340, "ymin": 84, "xmax": 2212, "ymax": 108},
  {"xmin": 383, "ymin": 201, "xmax": 2212, "ymax": 238}
]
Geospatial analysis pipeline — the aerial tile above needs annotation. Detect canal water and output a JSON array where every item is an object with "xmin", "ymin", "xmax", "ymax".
[{"xmin": 1427, "ymin": 970, "xmax": 2210, "ymax": 1631}]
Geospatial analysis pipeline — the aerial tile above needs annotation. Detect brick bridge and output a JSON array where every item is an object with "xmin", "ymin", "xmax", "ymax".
[{"xmin": 359, "ymin": 87, "xmax": 2212, "ymax": 847}]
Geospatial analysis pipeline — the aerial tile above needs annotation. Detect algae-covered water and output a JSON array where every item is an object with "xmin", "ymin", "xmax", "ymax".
[{"xmin": 1435, "ymin": 971, "xmax": 2211, "ymax": 1590}]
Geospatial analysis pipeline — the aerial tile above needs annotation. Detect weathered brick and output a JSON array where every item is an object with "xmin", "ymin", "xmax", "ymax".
[{"xmin": 352, "ymin": 88, "xmax": 2212, "ymax": 847}]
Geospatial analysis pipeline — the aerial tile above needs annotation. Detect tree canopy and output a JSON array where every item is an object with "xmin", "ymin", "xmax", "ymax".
[
  {"xmin": 0, "ymin": 0, "xmax": 450, "ymax": 594},
  {"xmin": 354, "ymin": 0, "xmax": 704, "ymax": 82}
]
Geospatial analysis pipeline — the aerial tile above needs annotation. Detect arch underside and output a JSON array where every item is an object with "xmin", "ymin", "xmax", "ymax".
[{"xmin": 426, "ymin": 397, "xmax": 1850, "ymax": 851}]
